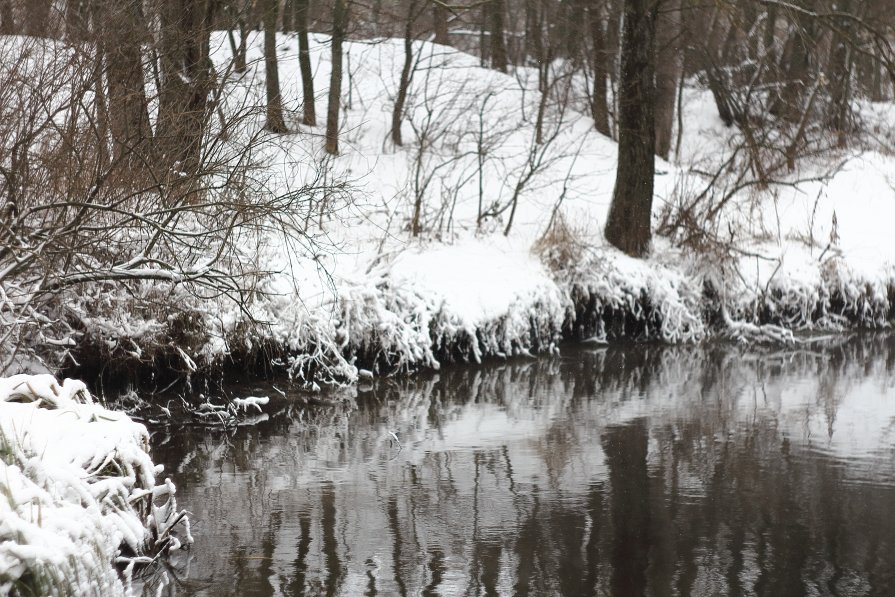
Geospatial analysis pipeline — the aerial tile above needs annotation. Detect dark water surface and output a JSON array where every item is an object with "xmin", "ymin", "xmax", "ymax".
[{"xmin": 146, "ymin": 336, "xmax": 895, "ymax": 596}]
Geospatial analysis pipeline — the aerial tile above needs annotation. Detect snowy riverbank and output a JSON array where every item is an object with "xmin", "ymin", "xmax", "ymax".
[
  {"xmin": 0, "ymin": 375, "xmax": 189, "ymax": 595},
  {"xmin": 8, "ymin": 33, "xmax": 895, "ymax": 387}
]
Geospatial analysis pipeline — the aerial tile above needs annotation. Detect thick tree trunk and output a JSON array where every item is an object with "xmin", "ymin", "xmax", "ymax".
[
  {"xmin": 296, "ymin": 0, "xmax": 316, "ymax": 125},
  {"xmin": 65, "ymin": 0, "xmax": 89, "ymax": 41},
  {"xmin": 0, "ymin": 0, "xmax": 13, "ymax": 35},
  {"xmin": 157, "ymin": 0, "xmax": 214, "ymax": 176},
  {"xmin": 102, "ymin": 0, "xmax": 152, "ymax": 165},
  {"xmin": 325, "ymin": 0, "xmax": 348, "ymax": 155},
  {"xmin": 525, "ymin": 0, "xmax": 542, "ymax": 66},
  {"xmin": 282, "ymin": 0, "xmax": 294, "ymax": 32},
  {"xmin": 25, "ymin": 0, "xmax": 52, "ymax": 37},
  {"xmin": 779, "ymin": 4, "xmax": 812, "ymax": 123},
  {"xmin": 433, "ymin": 2, "xmax": 449, "ymax": 45},
  {"xmin": 589, "ymin": 0, "xmax": 610, "ymax": 136},
  {"xmin": 604, "ymin": 0, "xmax": 657, "ymax": 258},
  {"xmin": 263, "ymin": 0, "xmax": 287, "ymax": 132},
  {"xmin": 488, "ymin": 0, "xmax": 508, "ymax": 73},
  {"xmin": 654, "ymin": 0, "xmax": 680, "ymax": 159},
  {"xmin": 564, "ymin": 0, "xmax": 587, "ymax": 63}
]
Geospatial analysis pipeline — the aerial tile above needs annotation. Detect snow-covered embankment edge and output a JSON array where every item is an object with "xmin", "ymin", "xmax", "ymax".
[{"xmin": 0, "ymin": 375, "xmax": 190, "ymax": 596}]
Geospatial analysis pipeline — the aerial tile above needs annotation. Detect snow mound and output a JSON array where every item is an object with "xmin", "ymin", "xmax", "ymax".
[{"xmin": 0, "ymin": 375, "xmax": 189, "ymax": 596}]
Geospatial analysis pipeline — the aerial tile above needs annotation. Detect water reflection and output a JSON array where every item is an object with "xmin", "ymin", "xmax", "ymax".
[{"xmin": 147, "ymin": 335, "xmax": 895, "ymax": 596}]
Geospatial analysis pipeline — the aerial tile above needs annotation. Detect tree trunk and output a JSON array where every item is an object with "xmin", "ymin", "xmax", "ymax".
[
  {"xmin": 0, "ymin": 0, "xmax": 13, "ymax": 35},
  {"xmin": 433, "ymin": 1, "xmax": 449, "ymax": 45},
  {"xmin": 654, "ymin": 0, "xmax": 680, "ymax": 159},
  {"xmin": 263, "ymin": 0, "xmax": 288, "ymax": 132},
  {"xmin": 589, "ymin": 0, "xmax": 610, "ymax": 136},
  {"xmin": 26, "ymin": 0, "xmax": 52, "ymax": 37},
  {"xmin": 525, "ymin": 0, "xmax": 542, "ymax": 66},
  {"xmin": 779, "ymin": 4, "xmax": 812, "ymax": 123},
  {"xmin": 325, "ymin": 0, "xmax": 348, "ymax": 155},
  {"xmin": 827, "ymin": 0, "xmax": 854, "ymax": 146},
  {"xmin": 564, "ymin": 0, "xmax": 587, "ymax": 63},
  {"xmin": 282, "ymin": 0, "xmax": 294, "ymax": 32},
  {"xmin": 295, "ymin": 0, "xmax": 316, "ymax": 126},
  {"xmin": 604, "ymin": 0, "xmax": 657, "ymax": 258},
  {"xmin": 65, "ymin": 0, "xmax": 89, "ymax": 41},
  {"xmin": 488, "ymin": 0, "xmax": 508, "ymax": 73},
  {"xmin": 391, "ymin": 1, "xmax": 418, "ymax": 147},
  {"xmin": 157, "ymin": 0, "xmax": 214, "ymax": 176},
  {"xmin": 102, "ymin": 0, "xmax": 152, "ymax": 165}
]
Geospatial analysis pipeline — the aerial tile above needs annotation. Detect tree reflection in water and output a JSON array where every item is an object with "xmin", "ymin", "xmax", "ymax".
[{"xmin": 147, "ymin": 335, "xmax": 895, "ymax": 596}]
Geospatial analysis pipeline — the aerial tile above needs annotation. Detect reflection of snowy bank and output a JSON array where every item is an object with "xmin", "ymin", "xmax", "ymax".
[{"xmin": 0, "ymin": 375, "xmax": 189, "ymax": 596}]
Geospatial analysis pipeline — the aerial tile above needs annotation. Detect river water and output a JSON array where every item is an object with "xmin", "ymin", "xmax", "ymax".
[{"xmin": 145, "ymin": 336, "xmax": 895, "ymax": 596}]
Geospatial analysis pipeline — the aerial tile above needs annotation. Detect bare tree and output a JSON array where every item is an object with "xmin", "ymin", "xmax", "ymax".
[
  {"xmin": 654, "ymin": 0, "xmax": 680, "ymax": 159},
  {"xmin": 588, "ymin": 0, "xmax": 611, "ymax": 136},
  {"xmin": 325, "ymin": 0, "xmax": 349, "ymax": 155},
  {"xmin": 604, "ymin": 0, "xmax": 658, "ymax": 257},
  {"xmin": 263, "ymin": 0, "xmax": 288, "ymax": 132},
  {"xmin": 487, "ymin": 0, "xmax": 508, "ymax": 73},
  {"xmin": 296, "ymin": 0, "xmax": 316, "ymax": 125}
]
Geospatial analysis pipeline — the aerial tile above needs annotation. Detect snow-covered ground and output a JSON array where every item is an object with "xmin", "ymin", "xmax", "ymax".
[
  {"xmin": 183, "ymin": 31, "xmax": 893, "ymax": 381},
  {"xmin": 0, "ymin": 375, "xmax": 190, "ymax": 595},
  {"xmin": 9, "ymin": 31, "xmax": 895, "ymax": 383}
]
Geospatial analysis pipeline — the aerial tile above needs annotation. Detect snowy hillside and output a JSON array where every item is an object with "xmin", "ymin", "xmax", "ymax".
[
  {"xmin": 4, "ymin": 31, "xmax": 895, "ymax": 384},
  {"xmin": 188, "ymin": 32, "xmax": 895, "ymax": 380}
]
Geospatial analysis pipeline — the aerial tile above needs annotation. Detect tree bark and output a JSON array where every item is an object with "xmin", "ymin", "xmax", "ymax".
[
  {"xmin": 325, "ymin": 0, "xmax": 348, "ymax": 155},
  {"xmin": 263, "ymin": 0, "xmax": 288, "ymax": 133},
  {"xmin": 488, "ymin": 0, "xmax": 508, "ymax": 73},
  {"xmin": 0, "ymin": 0, "xmax": 13, "ymax": 35},
  {"xmin": 65, "ymin": 0, "xmax": 89, "ymax": 41},
  {"xmin": 433, "ymin": 1, "xmax": 449, "ymax": 45},
  {"xmin": 654, "ymin": 0, "xmax": 680, "ymax": 159},
  {"xmin": 25, "ymin": 0, "xmax": 52, "ymax": 37},
  {"xmin": 157, "ymin": 0, "xmax": 214, "ymax": 176},
  {"xmin": 391, "ymin": 0, "xmax": 418, "ymax": 147},
  {"xmin": 102, "ymin": 0, "xmax": 152, "ymax": 165},
  {"xmin": 589, "ymin": 0, "xmax": 610, "ymax": 136},
  {"xmin": 604, "ymin": 0, "xmax": 657, "ymax": 258},
  {"xmin": 296, "ymin": 0, "xmax": 316, "ymax": 125}
]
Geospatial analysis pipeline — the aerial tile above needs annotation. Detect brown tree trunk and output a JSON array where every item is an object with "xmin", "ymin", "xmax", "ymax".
[
  {"xmin": 604, "ymin": 0, "xmax": 657, "ymax": 258},
  {"xmin": 525, "ymin": 0, "xmax": 542, "ymax": 66},
  {"xmin": 296, "ymin": 0, "xmax": 315, "ymax": 125},
  {"xmin": 0, "ymin": 0, "xmax": 13, "ymax": 35},
  {"xmin": 263, "ymin": 0, "xmax": 288, "ymax": 132},
  {"xmin": 325, "ymin": 0, "xmax": 348, "ymax": 155},
  {"xmin": 26, "ymin": 0, "xmax": 52, "ymax": 37},
  {"xmin": 488, "ymin": 0, "xmax": 508, "ymax": 73},
  {"xmin": 157, "ymin": 0, "xmax": 214, "ymax": 176},
  {"xmin": 392, "ymin": 0, "xmax": 418, "ymax": 147},
  {"xmin": 65, "ymin": 0, "xmax": 89, "ymax": 41},
  {"xmin": 589, "ymin": 0, "xmax": 610, "ymax": 136},
  {"xmin": 654, "ymin": 0, "xmax": 680, "ymax": 159},
  {"xmin": 779, "ymin": 4, "xmax": 812, "ymax": 123},
  {"xmin": 827, "ymin": 0, "xmax": 854, "ymax": 146},
  {"xmin": 433, "ymin": 1, "xmax": 449, "ymax": 45},
  {"xmin": 282, "ymin": 0, "xmax": 294, "ymax": 32},
  {"xmin": 564, "ymin": 0, "xmax": 587, "ymax": 63},
  {"xmin": 103, "ymin": 0, "xmax": 152, "ymax": 165}
]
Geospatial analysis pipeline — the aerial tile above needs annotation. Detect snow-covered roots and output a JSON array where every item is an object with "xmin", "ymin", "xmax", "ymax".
[{"xmin": 0, "ymin": 375, "xmax": 190, "ymax": 596}]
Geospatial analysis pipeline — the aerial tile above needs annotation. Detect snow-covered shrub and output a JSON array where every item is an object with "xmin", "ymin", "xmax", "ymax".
[{"xmin": 0, "ymin": 375, "xmax": 190, "ymax": 596}]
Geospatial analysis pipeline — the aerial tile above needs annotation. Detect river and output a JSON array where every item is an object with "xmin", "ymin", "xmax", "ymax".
[{"xmin": 144, "ymin": 335, "xmax": 895, "ymax": 596}]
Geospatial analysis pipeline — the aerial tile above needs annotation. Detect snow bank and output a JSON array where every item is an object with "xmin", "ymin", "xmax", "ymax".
[
  {"xmin": 10, "ymin": 33, "xmax": 893, "ymax": 385},
  {"xmin": 0, "ymin": 375, "xmax": 189, "ymax": 595}
]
